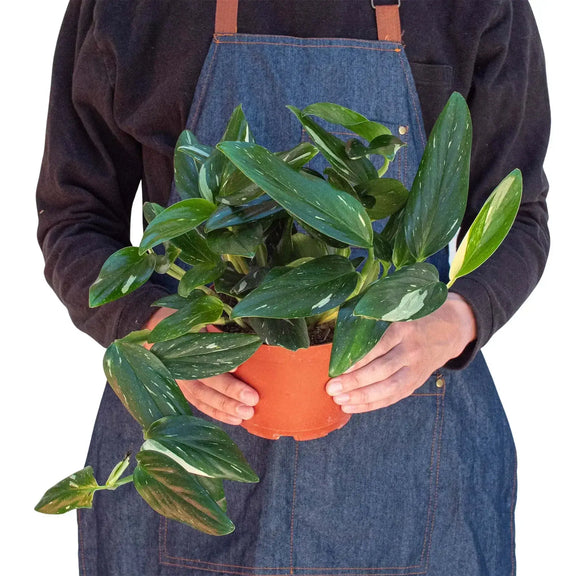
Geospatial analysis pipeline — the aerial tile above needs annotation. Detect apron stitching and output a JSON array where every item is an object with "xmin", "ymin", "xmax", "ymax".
[
  {"xmin": 214, "ymin": 37, "xmax": 402, "ymax": 54},
  {"xmin": 289, "ymin": 441, "xmax": 300, "ymax": 574},
  {"xmin": 422, "ymin": 378, "xmax": 447, "ymax": 572}
]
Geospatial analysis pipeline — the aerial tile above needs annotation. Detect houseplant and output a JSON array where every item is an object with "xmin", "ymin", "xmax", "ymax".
[{"xmin": 35, "ymin": 92, "xmax": 522, "ymax": 536}]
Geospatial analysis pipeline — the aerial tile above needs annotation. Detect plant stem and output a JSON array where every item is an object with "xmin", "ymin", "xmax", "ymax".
[
  {"xmin": 225, "ymin": 255, "xmax": 249, "ymax": 275},
  {"xmin": 167, "ymin": 263, "xmax": 186, "ymax": 281}
]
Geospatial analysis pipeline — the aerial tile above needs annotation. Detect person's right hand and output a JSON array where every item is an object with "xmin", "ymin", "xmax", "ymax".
[
  {"xmin": 144, "ymin": 306, "xmax": 259, "ymax": 425},
  {"xmin": 177, "ymin": 374, "xmax": 259, "ymax": 426}
]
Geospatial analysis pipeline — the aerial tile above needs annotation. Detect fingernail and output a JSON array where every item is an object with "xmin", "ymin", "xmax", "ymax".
[
  {"xmin": 240, "ymin": 390, "xmax": 259, "ymax": 406},
  {"xmin": 236, "ymin": 405, "xmax": 254, "ymax": 419},
  {"xmin": 327, "ymin": 380, "xmax": 343, "ymax": 395},
  {"xmin": 333, "ymin": 393, "xmax": 350, "ymax": 405}
]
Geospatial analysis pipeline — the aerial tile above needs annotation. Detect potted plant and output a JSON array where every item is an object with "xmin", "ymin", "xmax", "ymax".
[{"xmin": 35, "ymin": 92, "xmax": 522, "ymax": 536}]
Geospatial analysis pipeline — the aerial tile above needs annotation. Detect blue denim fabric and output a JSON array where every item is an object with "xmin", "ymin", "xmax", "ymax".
[{"xmin": 80, "ymin": 32, "xmax": 516, "ymax": 576}]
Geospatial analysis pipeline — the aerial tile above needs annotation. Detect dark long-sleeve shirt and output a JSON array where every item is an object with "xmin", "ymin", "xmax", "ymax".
[{"xmin": 37, "ymin": 0, "xmax": 550, "ymax": 367}]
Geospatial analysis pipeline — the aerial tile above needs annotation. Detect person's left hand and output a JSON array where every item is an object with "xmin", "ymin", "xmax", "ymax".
[{"xmin": 326, "ymin": 293, "xmax": 477, "ymax": 413}]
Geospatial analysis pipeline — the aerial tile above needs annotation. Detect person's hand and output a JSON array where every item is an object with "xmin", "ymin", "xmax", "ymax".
[
  {"xmin": 326, "ymin": 293, "xmax": 476, "ymax": 413},
  {"xmin": 144, "ymin": 307, "xmax": 259, "ymax": 425}
]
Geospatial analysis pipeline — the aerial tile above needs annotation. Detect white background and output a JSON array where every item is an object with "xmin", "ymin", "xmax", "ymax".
[{"xmin": 1, "ymin": 1, "xmax": 572, "ymax": 574}]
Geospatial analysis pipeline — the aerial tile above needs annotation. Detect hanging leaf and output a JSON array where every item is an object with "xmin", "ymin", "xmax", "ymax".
[
  {"xmin": 354, "ymin": 263, "xmax": 447, "ymax": 322},
  {"xmin": 143, "ymin": 415, "xmax": 259, "ymax": 483},
  {"xmin": 402, "ymin": 92, "xmax": 472, "ymax": 261},
  {"xmin": 89, "ymin": 247, "xmax": 156, "ymax": 308},
  {"xmin": 288, "ymin": 105, "xmax": 378, "ymax": 186},
  {"xmin": 355, "ymin": 178, "xmax": 410, "ymax": 220},
  {"xmin": 148, "ymin": 293, "xmax": 224, "ymax": 343},
  {"xmin": 196, "ymin": 476, "xmax": 227, "ymax": 513},
  {"xmin": 151, "ymin": 332, "xmax": 262, "ymax": 380},
  {"xmin": 449, "ymin": 169, "xmax": 522, "ymax": 287},
  {"xmin": 329, "ymin": 296, "xmax": 389, "ymax": 377},
  {"xmin": 139, "ymin": 199, "xmax": 217, "ymax": 254},
  {"xmin": 133, "ymin": 450, "xmax": 235, "ymax": 535},
  {"xmin": 104, "ymin": 341, "xmax": 192, "ymax": 429},
  {"xmin": 247, "ymin": 317, "xmax": 310, "ymax": 351},
  {"xmin": 301, "ymin": 102, "xmax": 392, "ymax": 142},
  {"xmin": 35, "ymin": 467, "xmax": 100, "ymax": 515},
  {"xmin": 231, "ymin": 256, "xmax": 359, "ymax": 319},
  {"xmin": 217, "ymin": 141, "xmax": 373, "ymax": 248}
]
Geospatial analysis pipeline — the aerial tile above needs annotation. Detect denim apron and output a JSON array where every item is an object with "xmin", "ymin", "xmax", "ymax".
[{"xmin": 79, "ymin": 2, "xmax": 518, "ymax": 575}]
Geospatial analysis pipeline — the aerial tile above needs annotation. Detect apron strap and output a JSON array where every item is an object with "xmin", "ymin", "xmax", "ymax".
[
  {"xmin": 215, "ymin": 0, "xmax": 238, "ymax": 34},
  {"xmin": 214, "ymin": 0, "xmax": 402, "ymax": 42},
  {"xmin": 372, "ymin": 1, "xmax": 402, "ymax": 43}
]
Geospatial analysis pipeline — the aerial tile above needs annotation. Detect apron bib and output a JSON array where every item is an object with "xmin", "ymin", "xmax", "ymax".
[{"xmin": 79, "ymin": 2, "xmax": 517, "ymax": 575}]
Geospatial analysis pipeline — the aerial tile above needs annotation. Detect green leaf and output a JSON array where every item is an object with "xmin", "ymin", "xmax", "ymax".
[
  {"xmin": 35, "ymin": 467, "xmax": 99, "ymax": 515},
  {"xmin": 345, "ymin": 134, "xmax": 405, "ymax": 161},
  {"xmin": 104, "ymin": 341, "xmax": 192, "ymax": 429},
  {"xmin": 178, "ymin": 261, "xmax": 227, "ymax": 298},
  {"xmin": 217, "ymin": 141, "xmax": 373, "ymax": 248},
  {"xmin": 148, "ymin": 293, "xmax": 224, "ymax": 343},
  {"xmin": 206, "ymin": 223, "xmax": 265, "ymax": 258},
  {"xmin": 354, "ymin": 262, "xmax": 448, "ymax": 322},
  {"xmin": 143, "ymin": 415, "xmax": 259, "ymax": 483},
  {"xmin": 152, "ymin": 293, "xmax": 191, "ymax": 310},
  {"xmin": 177, "ymin": 132, "xmax": 213, "ymax": 164},
  {"xmin": 329, "ymin": 296, "xmax": 389, "ymax": 377},
  {"xmin": 288, "ymin": 105, "xmax": 378, "ymax": 186},
  {"xmin": 402, "ymin": 92, "xmax": 472, "ymax": 260},
  {"xmin": 151, "ymin": 333, "xmax": 262, "ymax": 379},
  {"xmin": 247, "ymin": 317, "xmax": 310, "ymax": 351},
  {"xmin": 198, "ymin": 106, "xmax": 254, "ymax": 203},
  {"xmin": 355, "ymin": 178, "xmax": 410, "ymax": 220},
  {"xmin": 143, "ymin": 202, "xmax": 165, "ymax": 224},
  {"xmin": 230, "ymin": 268, "xmax": 269, "ymax": 297},
  {"xmin": 231, "ymin": 255, "xmax": 359, "ymax": 319},
  {"xmin": 213, "ymin": 265, "xmax": 245, "ymax": 296},
  {"xmin": 134, "ymin": 450, "xmax": 235, "ymax": 535},
  {"xmin": 204, "ymin": 195, "xmax": 284, "ymax": 232},
  {"xmin": 89, "ymin": 247, "xmax": 156, "ymax": 307},
  {"xmin": 171, "ymin": 229, "xmax": 220, "ymax": 266},
  {"xmin": 139, "ymin": 199, "xmax": 216, "ymax": 254},
  {"xmin": 174, "ymin": 130, "xmax": 202, "ymax": 199},
  {"xmin": 301, "ymin": 102, "xmax": 392, "ymax": 142},
  {"xmin": 449, "ymin": 169, "xmax": 522, "ymax": 286}
]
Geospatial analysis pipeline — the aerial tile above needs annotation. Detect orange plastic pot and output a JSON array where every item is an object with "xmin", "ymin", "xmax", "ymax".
[{"xmin": 234, "ymin": 340, "xmax": 351, "ymax": 441}]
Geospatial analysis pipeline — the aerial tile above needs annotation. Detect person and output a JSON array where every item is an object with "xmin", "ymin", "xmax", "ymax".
[{"xmin": 36, "ymin": 0, "xmax": 550, "ymax": 574}]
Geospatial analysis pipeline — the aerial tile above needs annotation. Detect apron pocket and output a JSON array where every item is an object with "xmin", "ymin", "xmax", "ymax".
[
  {"xmin": 158, "ymin": 375, "xmax": 445, "ymax": 576},
  {"xmin": 291, "ymin": 372, "xmax": 446, "ymax": 575}
]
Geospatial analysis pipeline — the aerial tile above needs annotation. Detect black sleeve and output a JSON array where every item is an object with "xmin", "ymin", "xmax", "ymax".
[
  {"xmin": 448, "ymin": 0, "xmax": 550, "ymax": 367},
  {"xmin": 36, "ymin": 0, "xmax": 169, "ymax": 348}
]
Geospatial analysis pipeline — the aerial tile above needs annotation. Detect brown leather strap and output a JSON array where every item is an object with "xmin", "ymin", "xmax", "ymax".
[
  {"xmin": 215, "ymin": 0, "xmax": 238, "ymax": 34},
  {"xmin": 375, "ymin": 5, "xmax": 402, "ymax": 43}
]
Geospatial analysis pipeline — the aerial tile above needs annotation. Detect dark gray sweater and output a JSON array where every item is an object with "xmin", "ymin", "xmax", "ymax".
[{"xmin": 36, "ymin": 0, "xmax": 550, "ymax": 367}]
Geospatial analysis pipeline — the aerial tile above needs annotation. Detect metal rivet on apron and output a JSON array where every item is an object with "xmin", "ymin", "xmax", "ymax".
[
  {"xmin": 399, "ymin": 125, "xmax": 409, "ymax": 135},
  {"xmin": 435, "ymin": 374, "xmax": 445, "ymax": 388}
]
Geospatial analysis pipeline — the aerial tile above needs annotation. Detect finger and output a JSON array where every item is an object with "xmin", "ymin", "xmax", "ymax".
[
  {"xmin": 327, "ymin": 345, "xmax": 405, "ymax": 397},
  {"xmin": 188, "ymin": 396, "xmax": 244, "ymax": 426},
  {"xmin": 177, "ymin": 378, "xmax": 256, "ymax": 420},
  {"xmin": 338, "ymin": 367, "xmax": 414, "ymax": 413},
  {"xmin": 199, "ymin": 372, "xmax": 260, "ymax": 406}
]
